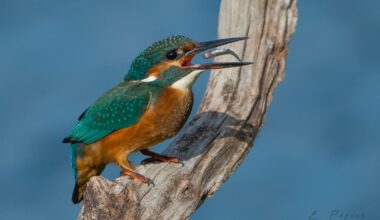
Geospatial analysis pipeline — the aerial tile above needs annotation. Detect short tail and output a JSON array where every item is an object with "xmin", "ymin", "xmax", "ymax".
[
  {"xmin": 70, "ymin": 143, "xmax": 105, "ymax": 204},
  {"xmin": 72, "ymin": 182, "xmax": 82, "ymax": 204},
  {"xmin": 72, "ymin": 165, "xmax": 105, "ymax": 204}
]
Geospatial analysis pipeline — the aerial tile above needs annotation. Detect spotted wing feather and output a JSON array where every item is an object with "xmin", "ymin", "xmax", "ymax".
[{"xmin": 63, "ymin": 81, "xmax": 153, "ymax": 144}]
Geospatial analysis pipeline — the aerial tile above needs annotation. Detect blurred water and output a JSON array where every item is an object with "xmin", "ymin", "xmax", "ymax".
[{"xmin": 0, "ymin": 1, "xmax": 379, "ymax": 219}]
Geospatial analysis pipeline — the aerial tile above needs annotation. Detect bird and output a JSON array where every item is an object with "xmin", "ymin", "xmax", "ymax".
[{"xmin": 63, "ymin": 35, "xmax": 251, "ymax": 204}]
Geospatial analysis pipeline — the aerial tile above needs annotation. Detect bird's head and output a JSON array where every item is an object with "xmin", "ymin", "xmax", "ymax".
[{"xmin": 125, "ymin": 35, "xmax": 251, "ymax": 89}]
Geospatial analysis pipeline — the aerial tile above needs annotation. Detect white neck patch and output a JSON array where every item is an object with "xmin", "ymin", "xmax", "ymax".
[
  {"xmin": 141, "ymin": 76, "xmax": 157, "ymax": 82},
  {"xmin": 171, "ymin": 70, "xmax": 203, "ymax": 91}
]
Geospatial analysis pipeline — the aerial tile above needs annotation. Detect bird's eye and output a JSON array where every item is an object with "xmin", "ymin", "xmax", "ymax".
[{"xmin": 166, "ymin": 49, "xmax": 178, "ymax": 60}]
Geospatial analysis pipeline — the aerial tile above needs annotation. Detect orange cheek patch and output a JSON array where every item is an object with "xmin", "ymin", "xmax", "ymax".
[
  {"xmin": 147, "ymin": 55, "xmax": 192, "ymax": 78},
  {"xmin": 147, "ymin": 43, "xmax": 197, "ymax": 78},
  {"xmin": 147, "ymin": 60, "xmax": 178, "ymax": 78}
]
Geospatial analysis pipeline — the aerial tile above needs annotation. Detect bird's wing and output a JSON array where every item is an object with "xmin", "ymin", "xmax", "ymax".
[{"xmin": 63, "ymin": 81, "xmax": 153, "ymax": 144}]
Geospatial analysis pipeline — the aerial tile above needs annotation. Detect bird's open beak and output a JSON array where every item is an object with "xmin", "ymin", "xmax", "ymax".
[{"xmin": 183, "ymin": 37, "xmax": 252, "ymax": 70}]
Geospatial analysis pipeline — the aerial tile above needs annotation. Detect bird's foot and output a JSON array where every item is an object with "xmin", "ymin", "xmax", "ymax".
[
  {"xmin": 120, "ymin": 169, "xmax": 154, "ymax": 186},
  {"xmin": 140, "ymin": 149, "xmax": 184, "ymax": 166},
  {"xmin": 141, "ymin": 156, "xmax": 183, "ymax": 166}
]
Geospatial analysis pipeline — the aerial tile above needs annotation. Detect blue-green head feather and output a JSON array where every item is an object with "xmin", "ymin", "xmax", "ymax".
[{"xmin": 124, "ymin": 35, "xmax": 196, "ymax": 81}]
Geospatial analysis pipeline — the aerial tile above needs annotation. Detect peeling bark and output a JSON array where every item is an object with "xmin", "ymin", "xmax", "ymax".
[{"xmin": 77, "ymin": 0, "xmax": 298, "ymax": 219}]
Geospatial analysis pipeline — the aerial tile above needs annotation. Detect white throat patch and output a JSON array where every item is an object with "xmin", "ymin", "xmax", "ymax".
[
  {"xmin": 141, "ymin": 76, "xmax": 157, "ymax": 82},
  {"xmin": 171, "ymin": 70, "xmax": 203, "ymax": 91}
]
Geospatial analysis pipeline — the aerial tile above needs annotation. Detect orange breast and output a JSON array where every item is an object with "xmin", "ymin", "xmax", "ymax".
[{"xmin": 96, "ymin": 87, "xmax": 193, "ymax": 162}]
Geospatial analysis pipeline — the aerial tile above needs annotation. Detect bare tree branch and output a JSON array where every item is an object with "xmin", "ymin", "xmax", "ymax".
[{"xmin": 77, "ymin": 0, "xmax": 298, "ymax": 219}]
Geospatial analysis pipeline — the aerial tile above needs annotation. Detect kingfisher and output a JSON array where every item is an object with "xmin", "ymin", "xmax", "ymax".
[{"xmin": 63, "ymin": 35, "xmax": 251, "ymax": 204}]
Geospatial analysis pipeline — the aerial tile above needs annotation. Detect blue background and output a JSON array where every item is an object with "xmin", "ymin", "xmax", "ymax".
[{"xmin": 1, "ymin": 1, "xmax": 379, "ymax": 219}]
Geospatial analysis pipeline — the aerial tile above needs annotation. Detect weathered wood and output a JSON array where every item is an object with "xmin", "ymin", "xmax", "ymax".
[{"xmin": 77, "ymin": 0, "xmax": 298, "ymax": 219}]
